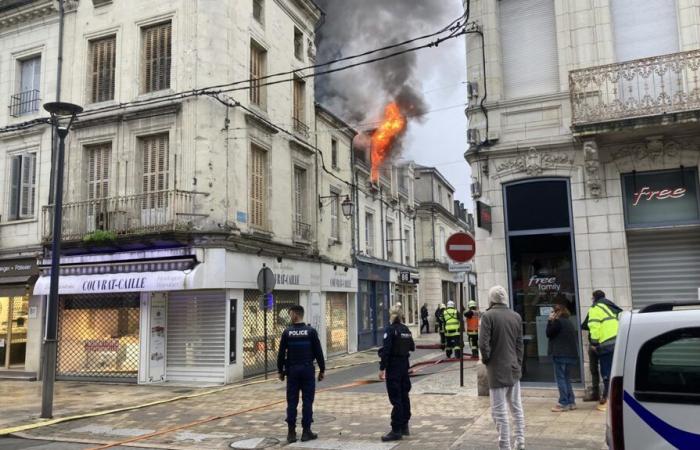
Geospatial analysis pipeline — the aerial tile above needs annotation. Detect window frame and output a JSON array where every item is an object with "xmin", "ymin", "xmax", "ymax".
[
  {"xmin": 331, "ymin": 137, "xmax": 339, "ymax": 169},
  {"xmin": 249, "ymin": 40, "xmax": 268, "ymax": 109},
  {"xmin": 7, "ymin": 152, "xmax": 37, "ymax": 221},
  {"xmin": 365, "ymin": 211, "xmax": 375, "ymax": 256},
  {"xmin": 293, "ymin": 27, "xmax": 304, "ymax": 60},
  {"xmin": 386, "ymin": 220, "xmax": 394, "ymax": 261},
  {"xmin": 88, "ymin": 34, "xmax": 117, "ymax": 104},
  {"xmin": 404, "ymin": 228, "xmax": 411, "ymax": 265},
  {"xmin": 140, "ymin": 21, "xmax": 172, "ymax": 94},
  {"xmin": 329, "ymin": 188, "xmax": 340, "ymax": 241},
  {"xmin": 249, "ymin": 143, "xmax": 269, "ymax": 230}
]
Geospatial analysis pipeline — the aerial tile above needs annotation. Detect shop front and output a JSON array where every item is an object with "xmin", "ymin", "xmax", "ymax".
[
  {"xmin": 356, "ymin": 260, "xmax": 390, "ymax": 350},
  {"xmin": 0, "ymin": 258, "xmax": 38, "ymax": 372},
  {"xmin": 321, "ymin": 265, "xmax": 358, "ymax": 356},
  {"xmin": 394, "ymin": 271, "xmax": 420, "ymax": 332}
]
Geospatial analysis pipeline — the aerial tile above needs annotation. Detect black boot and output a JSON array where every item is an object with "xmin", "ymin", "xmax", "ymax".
[
  {"xmin": 287, "ymin": 425, "xmax": 297, "ymax": 444},
  {"xmin": 446, "ymin": 350, "xmax": 452, "ymax": 358},
  {"xmin": 381, "ymin": 430, "xmax": 403, "ymax": 442},
  {"xmin": 401, "ymin": 425, "xmax": 410, "ymax": 436},
  {"xmin": 301, "ymin": 428, "xmax": 318, "ymax": 442}
]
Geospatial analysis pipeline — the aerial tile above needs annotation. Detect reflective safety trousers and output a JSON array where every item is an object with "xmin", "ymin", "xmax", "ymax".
[{"xmin": 443, "ymin": 307, "xmax": 461, "ymax": 337}]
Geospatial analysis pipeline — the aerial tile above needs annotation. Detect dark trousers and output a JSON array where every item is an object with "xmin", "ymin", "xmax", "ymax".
[
  {"xmin": 598, "ymin": 347, "xmax": 614, "ymax": 400},
  {"xmin": 445, "ymin": 335, "xmax": 460, "ymax": 357},
  {"xmin": 286, "ymin": 364, "xmax": 315, "ymax": 429},
  {"xmin": 588, "ymin": 345, "xmax": 600, "ymax": 396},
  {"xmin": 439, "ymin": 331, "xmax": 446, "ymax": 350},
  {"xmin": 420, "ymin": 318, "xmax": 429, "ymax": 333},
  {"xmin": 467, "ymin": 333, "xmax": 478, "ymax": 356},
  {"xmin": 386, "ymin": 363, "xmax": 411, "ymax": 432}
]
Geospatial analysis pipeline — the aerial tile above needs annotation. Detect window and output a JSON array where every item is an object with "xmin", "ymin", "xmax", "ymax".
[
  {"xmin": 499, "ymin": 0, "xmax": 559, "ymax": 98},
  {"xmin": 293, "ymin": 77, "xmax": 307, "ymax": 132},
  {"xmin": 142, "ymin": 21, "xmax": 171, "ymax": 93},
  {"xmin": 12, "ymin": 56, "xmax": 41, "ymax": 116},
  {"xmin": 398, "ymin": 173, "xmax": 407, "ymax": 192},
  {"xmin": 439, "ymin": 227, "xmax": 446, "ymax": 261},
  {"xmin": 252, "ymin": 0, "xmax": 264, "ymax": 24},
  {"xmin": 249, "ymin": 42, "xmax": 267, "ymax": 108},
  {"xmin": 330, "ymin": 191, "xmax": 340, "ymax": 241},
  {"xmin": 294, "ymin": 27, "xmax": 304, "ymax": 60},
  {"xmin": 404, "ymin": 229, "xmax": 411, "ymax": 264},
  {"xmin": 386, "ymin": 221, "xmax": 394, "ymax": 260},
  {"xmin": 293, "ymin": 166, "xmax": 308, "ymax": 240},
  {"xmin": 8, "ymin": 153, "xmax": 36, "ymax": 220},
  {"xmin": 250, "ymin": 144, "xmax": 267, "ymax": 229},
  {"xmin": 140, "ymin": 134, "xmax": 169, "ymax": 209},
  {"xmin": 437, "ymin": 184, "xmax": 443, "ymax": 205},
  {"xmin": 331, "ymin": 138, "xmax": 338, "ymax": 169},
  {"xmin": 506, "ymin": 180, "xmax": 570, "ymax": 231},
  {"xmin": 88, "ymin": 35, "xmax": 116, "ymax": 103},
  {"xmin": 635, "ymin": 328, "xmax": 700, "ymax": 403},
  {"xmin": 612, "ymin": 0, "xmax": 678, "ymax": 62},
  {"xmin": 365, "ymin": 212, "xmax": 375, "ymax": 256},
  {"xmin": 86, "ymin": 143, "xmax": 111, "ymax": 201}
]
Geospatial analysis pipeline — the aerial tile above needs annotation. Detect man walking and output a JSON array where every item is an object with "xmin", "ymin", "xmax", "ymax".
[
  {"xmin": 583, "ymin": 290, "xmax": 621, "ymax": 412},
  {"xmin": 420, "ymin": 303, "xmax": 430, "ymax": 334},
  {"xmin": 479, "ymin": 285, "xmax": 525, "ymax": 450},
  {"xmin": 379, "ymin": 305, "xmax": 415, "ymax": 442},
  {"xmin": 277, "ymin": 305, "xmax": 325, "ymax": 443},
  {"xmin": 443, "ymin": 300, "xmax": 461, "ymax": 358}
]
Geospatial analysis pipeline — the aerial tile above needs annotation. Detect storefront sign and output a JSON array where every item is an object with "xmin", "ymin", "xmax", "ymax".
[
  {"xmin": 321, "ymin": 265, "xmax": 358, "ymax": 292},
  {"xmin": 33, "ymin": 270, "xmax": 186, "ymax": 295},
  {"xmin": 528, "ymin": 275, "xmax": 561, "ymax": 292},
  {"xmin": 622, "ymin": 168, "xmax": 700, "ymax": 227},
  {"xmin": 477, "ymin": 201, "xmax": 492, "ymax": 233},
  {"xmin": 0, "ymin": 259, "xmax": 36, "ymax": 276},
  {"xmin": 398, "ymin": 271, "xmax": 411, "ymax": 283}
]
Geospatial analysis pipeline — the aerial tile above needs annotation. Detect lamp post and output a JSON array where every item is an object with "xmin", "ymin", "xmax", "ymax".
[{"xmin": 41, "ymin": 101, "xmax": 82, "ymax": 419}]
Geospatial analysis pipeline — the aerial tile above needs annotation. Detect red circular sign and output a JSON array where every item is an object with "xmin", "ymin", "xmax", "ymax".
[{"xmin": 445, "ymin": 232, "xmax": 476, "ymax": 263}]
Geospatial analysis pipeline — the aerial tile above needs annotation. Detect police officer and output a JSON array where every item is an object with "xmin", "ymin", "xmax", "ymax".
[
  {"xmin": 442, "ymin": 300, "xmax": 461, "ymax": 358},
  {"xmin": 379, "ymin": 306, "xmax": 415, "ymax": 442},
  {"xmin": 464, "ymin": 300, "xmax": 480, "ymax": 358},
  {"xmin": 277, "ymin": 305, "xmax": 325, "ymax": 443}
]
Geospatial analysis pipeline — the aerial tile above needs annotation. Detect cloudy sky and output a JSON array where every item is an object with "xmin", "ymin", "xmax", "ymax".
[{"xmin": 315, "ymin": 0, "xmax": 472, "ymax": 209}]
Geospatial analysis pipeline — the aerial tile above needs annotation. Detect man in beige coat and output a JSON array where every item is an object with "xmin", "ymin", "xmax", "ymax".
[{"xmin": 478, "ymin": 285, "xmax": 525, "ymax": 450}]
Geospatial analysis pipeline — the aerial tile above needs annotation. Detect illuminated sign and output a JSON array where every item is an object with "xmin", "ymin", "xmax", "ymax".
[{"xmin": 477, "ymin": 201, "xmax": 492, "ymax": 233}]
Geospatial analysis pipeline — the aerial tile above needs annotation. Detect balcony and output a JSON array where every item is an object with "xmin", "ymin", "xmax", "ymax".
[
  {"xmin": 9, "ymin": 89, "xmax": 40, "ymax": 117},
  {"xmin": 569, "ymin": 49, "xmax": 700, "ymax": 131},
  {"xmin": 42, "ymin": 190, "xmax": 203, "ymax": 242},
  {"xmin": 292, "ymin": 117, "xmax": 310, "ymax": 138},
  {"xmin": 293, "ymin": 220, "xmax": 311, "ymax": 242}
]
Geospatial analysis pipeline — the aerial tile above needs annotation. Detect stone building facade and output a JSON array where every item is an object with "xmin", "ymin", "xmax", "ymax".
[{"xmin": 465, "ymin": 0, "xmax": 700, "ymax": 386}]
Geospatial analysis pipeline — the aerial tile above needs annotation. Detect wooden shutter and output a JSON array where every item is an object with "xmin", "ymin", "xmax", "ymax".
[
  {"xmin": 19, "ymin": 153, "xmax": 36, "ymax": 218},
  {"xmin": 293, "ymin": 78, "xmax": 305, "ymax": 122},
  {"xmin": 87, "ymin": 143, "xmax": 111, "ymax": 200},
  {"xmin": 294, "ymin": 167, "xmax": 306, "ymax": 224},
  {"xmin": 250, "ymin": 145, "xmax": 267, "ymax": 228},
  {"xmin": 9, "ymin": 156, "xmax": 21, "ymax": 219},
  {"xmin": 330, "ymin": 194, "xmax": 339, "ymax": 239},
  {"xmin": 249, "ymin": 43, "xmax": 265, "ymax": 106},
  {"xmin": 142, "ymin": 22, "xmax": 172, "ymax": 93},
  {"xmin": 499, "ymin": 0, "xmax": 559, "ymax": 98},
  {"xmin": 141, "ymin": 134, "xmax": 169, "ymax": 209},
  {"xmin": 90, "ymin": 36, "xmax": 116, "ymax": 103}
]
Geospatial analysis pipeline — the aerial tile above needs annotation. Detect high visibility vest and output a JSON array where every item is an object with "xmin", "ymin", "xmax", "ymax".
[
  {"xmin": 442, "ymin": 307, "xmax": 460, "ymax": 337},
  {"xmin": 588, "ymin": 303, "xmax": 619, "ymax": 345},
  {"xmin": 466, "ymin": 312, "xmax": 479, "ymax": 334}
]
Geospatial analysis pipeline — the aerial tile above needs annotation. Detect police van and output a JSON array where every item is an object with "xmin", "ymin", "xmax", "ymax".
[{"xmin": 606, "ymin": 302, "xmax": 700, "ymax": 450}]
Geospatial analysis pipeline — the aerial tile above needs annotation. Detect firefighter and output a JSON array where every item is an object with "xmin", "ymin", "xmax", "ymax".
[
  {"xmin": 435, "ymin": 303, "xmax": 446, "ymax": 350},
  {"xmin": 464, "ymin": 299, "xmax": 480, "ymax": 358},
  {"xmin": 442, "ymin": 300, "xmax": 461, "ymax": 358},
  {"xmin": 379, "ymin": 305, "xmax": 415, "ymax": 442}
]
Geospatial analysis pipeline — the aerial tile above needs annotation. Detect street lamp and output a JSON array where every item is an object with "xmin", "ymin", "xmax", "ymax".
[
  {"xmin": 41, "ymin": 101, "xmax": 82, "ymax": 419},
  {"xmin": 319, "ymin": 194, "xmax": 354, "ymax": 219}
]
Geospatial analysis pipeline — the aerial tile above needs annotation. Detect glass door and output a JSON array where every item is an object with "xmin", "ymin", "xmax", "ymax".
[{"xmin": 0, "ymin": 296, "xmax": 29, "ymax": 368}]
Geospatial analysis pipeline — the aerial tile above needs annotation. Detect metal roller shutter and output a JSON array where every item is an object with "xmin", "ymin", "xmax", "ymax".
[
  {"xmin": 167, "ymin": 291, "xmax": 226, "ymax": 383},
  {"xmin": 627, "ymin": 228, "xmax": 700, "ymax": 308},
  {"xmin": 611, "ymin": 0, "xmax": 679, "ymax": 62},
  {"xmin": 325, "ymin": 293, "xmax": 348, "ymax": 356}
]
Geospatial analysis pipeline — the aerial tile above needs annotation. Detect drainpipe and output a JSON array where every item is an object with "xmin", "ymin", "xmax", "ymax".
[
  {"xmin": 398, "ymin": 198, "xmax": 403, "ymax": 263},
  {"xmin": 380, "ymin": 185, "xmax": 385, "ymax": 260},
  {"xmin": 48, "ymin": 0, "xmax": 65, "ymax": 205},
  {"xmin": 431, "ymin": 176, "xmax": 436, "ymax": 261},
  {"xmin": 349, "ymin": 137, "xmax": 357, "ymax": 261}
]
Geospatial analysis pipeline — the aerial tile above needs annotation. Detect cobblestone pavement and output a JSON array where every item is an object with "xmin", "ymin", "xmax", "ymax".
[{"xmin": 2, "ymin": 341, "xmax": 607, "ymax": 450}]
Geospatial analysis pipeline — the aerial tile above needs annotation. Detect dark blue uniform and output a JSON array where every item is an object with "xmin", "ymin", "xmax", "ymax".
[
  {"xmin": 277, "ymin": 322, "xmax": 325, "ymax": 429},
  {"xmin": 379, "ymin": 322, "xmax": 415, "ymax": 432}
]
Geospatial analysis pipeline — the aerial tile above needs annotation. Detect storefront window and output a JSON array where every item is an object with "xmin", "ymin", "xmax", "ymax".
[{"xmin": 0, "ymin": 295, "xmax": 29, "ymax": 368}]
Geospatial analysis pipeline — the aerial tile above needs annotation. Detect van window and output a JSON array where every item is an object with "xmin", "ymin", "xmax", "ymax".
[{"xmin": 635, "ymin": 327, "xmax": 700, "ymax": 404}]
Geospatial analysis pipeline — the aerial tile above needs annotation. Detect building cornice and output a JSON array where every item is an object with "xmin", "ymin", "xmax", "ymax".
[
  {"xmin": 0, "ymin": 0, "xmax": 56, "ymax": 28},
  {"xmin": 465, "ymin": 91, "xmax": 570, "ymax": 115}
]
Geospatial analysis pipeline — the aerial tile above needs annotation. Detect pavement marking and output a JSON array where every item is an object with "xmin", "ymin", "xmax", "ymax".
[
  {"xmin": 289, "ymin": 440, "xmax": 398, "ymax": 450},
  {"xmin": 71, "ymin": 425, "xmax": 155, "ymax": 437}
]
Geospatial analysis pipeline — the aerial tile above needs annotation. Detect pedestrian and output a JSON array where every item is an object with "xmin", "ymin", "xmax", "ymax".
[
  {"xmin": 583, "ymin": 290, "xmax": 621, "ymax": 412},
  {"xmin": 420, "ymin": 303, "xmax": 430, "ymax": 334},
  {"xmin": 464, "ymin": 299, "xmax": 480, "ymax": 358},
  {"xmin": 277, "ymin": 305, "xmax": 325, "ymax": 444},
  {"xmin": 546, "ymin": 304, "xmax": 579, "ymax": 412},
  {"xmin": 478, "ymin": 285, "xmax": 525, "ymax": 450},
  {"xmin": 435, "ymin": 303, "xmax": 446, "ymax": 349},
  {"xmin": 442, "ymin": 300, "xmax": 461, "ymax": 358},
  {"xmin": 378, "ymin": 305, "xmax": 415, "ymax": 442}
]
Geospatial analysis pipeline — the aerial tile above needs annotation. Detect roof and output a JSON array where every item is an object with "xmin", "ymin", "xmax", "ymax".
[{"xmin": 415, "ymin": 166, "xmax": 456, "ymax": 192}]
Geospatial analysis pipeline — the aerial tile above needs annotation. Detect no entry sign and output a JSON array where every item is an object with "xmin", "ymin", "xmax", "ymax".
[{"xmin": 445, "ymin": 232, "xmax": 476, "ymax": 263}]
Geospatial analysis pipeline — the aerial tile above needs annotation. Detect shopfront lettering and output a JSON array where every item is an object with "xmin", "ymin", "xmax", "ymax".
[
  {"xmin": 275, "ymin": 274, "xmax": 300, "ymax": 285},
  {"xmin": 329, "ymin": 277, "xmax": 353, "ymax": 288},
  {"xmin": 632, "ymin": 186, "xmax": 686, "ymax": 206},
  {"xmin": 528, "ymin": 276, "xmax": 561, "ymax": 292},
  {"xmin": 82, "ymin": 277, "xmax": 147, "ymax": 292}
]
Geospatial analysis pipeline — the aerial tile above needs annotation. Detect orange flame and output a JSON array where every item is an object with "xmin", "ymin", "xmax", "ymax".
[{"xmin": 370, "ymin": 102, "xmax": 406, "ymax": 183}]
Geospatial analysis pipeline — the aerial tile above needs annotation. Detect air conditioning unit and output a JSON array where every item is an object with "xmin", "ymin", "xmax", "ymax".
[
  {"xmin": 470, "ymin": 181, "xmax": 482, "ymax": 199},
  {"xmin": 466, "ymin": 81, "xmax": 479, "ymax": 99},
  {"xmin": 467, "ymin": 128, "xmax": 480, "ymax": 146}
]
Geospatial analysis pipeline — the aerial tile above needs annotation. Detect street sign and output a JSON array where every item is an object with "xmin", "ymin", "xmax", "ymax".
[
  {"xmin": 257, "ymin": 266, "xmax": 275, "ymax": 294},
  {"xmin": 445, "ymin": 232, "xmax": 476, "ymax": 263},
  {"xmin": 452, "ymin": 272, "xmax": 465, "ymax": 283},
  {"xmin": 449, "ymin": 262, "xmax": 472, "ymax": 273},
  {"xmin": 260, "ymin": 292, "xmax": 274, "ymax": 310}
]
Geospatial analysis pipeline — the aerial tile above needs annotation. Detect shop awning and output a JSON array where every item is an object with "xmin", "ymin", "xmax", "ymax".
[{"xmin": 33, "ymin": 270, "xmax": 187, "ymax": 295}]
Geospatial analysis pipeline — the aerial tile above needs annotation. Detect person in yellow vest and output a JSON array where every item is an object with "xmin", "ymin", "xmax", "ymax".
[
  {"xmin": 584, "ymin": 290, "xmax": 621, "ymax": 412},
  {"xmin": 464, "ymin": 300, "xmax": 480, "ymax": 358},
  {"xmin": 442, "ymin": 300, "xmax": 461, "ymax": 358}
]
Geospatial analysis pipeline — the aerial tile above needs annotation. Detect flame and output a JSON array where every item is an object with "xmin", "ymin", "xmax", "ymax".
[{"xmin": 370, "ymin": 102, "xmax": 406, "ymax": 182}]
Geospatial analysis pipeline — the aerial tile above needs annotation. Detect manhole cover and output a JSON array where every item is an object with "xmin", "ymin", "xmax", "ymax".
[{"xmin": 229, "ymin": 437, "xmax": 280, "ymax": 449}]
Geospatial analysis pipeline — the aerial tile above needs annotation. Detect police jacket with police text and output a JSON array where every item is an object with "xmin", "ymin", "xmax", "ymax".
[
  {"xmin": 277, "ymin": 322, "xmax": 325, "ymax": 374},
  {"xmin": 379, "ymin": 322, "xmax": 415, "ymax": 371}
]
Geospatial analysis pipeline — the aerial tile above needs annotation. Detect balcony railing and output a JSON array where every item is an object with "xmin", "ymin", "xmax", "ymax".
[
  {"xmin": 570, "ymin": 49, "xmax": 700, "ymax": 126},
  {"xmin": 9, "ymin": 89, "xmax": 40, "ymax": 117},
  {"xmin": 292, "ymin": 117, "xmax": 310, "ymax": 138},
  {"xmin": 294, "ymin": 220, "xmax": 311, "ymax": 242},
  {"xmin": 42, "ymin": 190, "xmax": 203, "ymax": 241}
]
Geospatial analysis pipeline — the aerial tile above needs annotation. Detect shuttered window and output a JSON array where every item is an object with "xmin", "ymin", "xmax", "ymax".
[
  {"xmin": 499, "ymin": 0, "xmax": 559, "ymax": 98},
  {"xmin": 365, "ymin": 212, "xmax": 375, "ymax": 256},
  {"xmin": 249, "ymin": 42, "xmax": 266, "ymax": 108},
  {"xmin": 141, "ymin": 134, "xmax": 169, "ymax": 209},
  {"xmin": 293, "ymin": 77, "xmax": 306, "ymax": 124},
  {"xmin": 294, "ymin": 166, "xmax": 306, "ymax": 224},
  {"xmin": 331, "ymin": 138, "xmax": 338, "ymax": 168},
  {"xmin": 612, "ymin": 0, "xmax": 679, "ymax": 62},
  {"xmin": 89, "ymin": 35, "xmax": 116, "ymax": 103},
  {"xmin": 142, "ymin": 22, "xmax": 171, "ymax": 93},
  {"xmin": 330, "ymin": 192, "xmax": 339, "ymax": 240},
  {"xmin": 386, "ymin": 221, "xmax": 394, "ymax": 260},
  {"xmin": 86, "ymin": 143, "xmax": 111, "ymax": 201},
  {"xmin": 250, "ymin": 144, "xmax": 267, "ymax": 229},
  {"xmin": 9, "ymin": 153, "xmax": 36, "ymax": 220}
]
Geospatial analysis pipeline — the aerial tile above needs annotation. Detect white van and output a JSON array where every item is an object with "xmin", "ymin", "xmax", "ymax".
[{"xmin": 606, "ymin": 302, "xmax": 700, "ymax": 450}]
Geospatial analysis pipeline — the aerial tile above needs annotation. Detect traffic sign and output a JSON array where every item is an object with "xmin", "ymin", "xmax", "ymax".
[
  {"xmin": 257, "ymin": 266, "xmax": 276, "ymax": 295},
  {"xmin": 449, "ymin": 262, "xmax": 473, "ymax": 273},
  {"xmin": 445, "ymin": 232, "xmax": 476, "ymax": 263}
]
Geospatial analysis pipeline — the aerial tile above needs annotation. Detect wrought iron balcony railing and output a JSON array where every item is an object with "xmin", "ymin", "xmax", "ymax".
[
  {"xmin": 9, "ymin": 89, "xmax": 40, "ymax": 117},
  {"xmin": 42, "ymin": 190, "xmax": 204, "ymax": 241},
  {"xmin": 294, "ymin": 220, "xmax": 311, "ymax": 242},
  {"xmin": 292, "ymin": 117, "xmax": 310, "ymax": 138},
  {"xmin": 569, "ymin": 49, "xmax": 700, "ymax": 126}
]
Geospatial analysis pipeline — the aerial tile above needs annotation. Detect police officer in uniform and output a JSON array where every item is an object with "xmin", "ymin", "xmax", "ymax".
[
  {"xmin": 277, "ymin": 305, "xmax": 325, "ymax": 443},
  {"xmin": 379, "ymin": 306, "xmax": 415, "ymax": 442}
]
